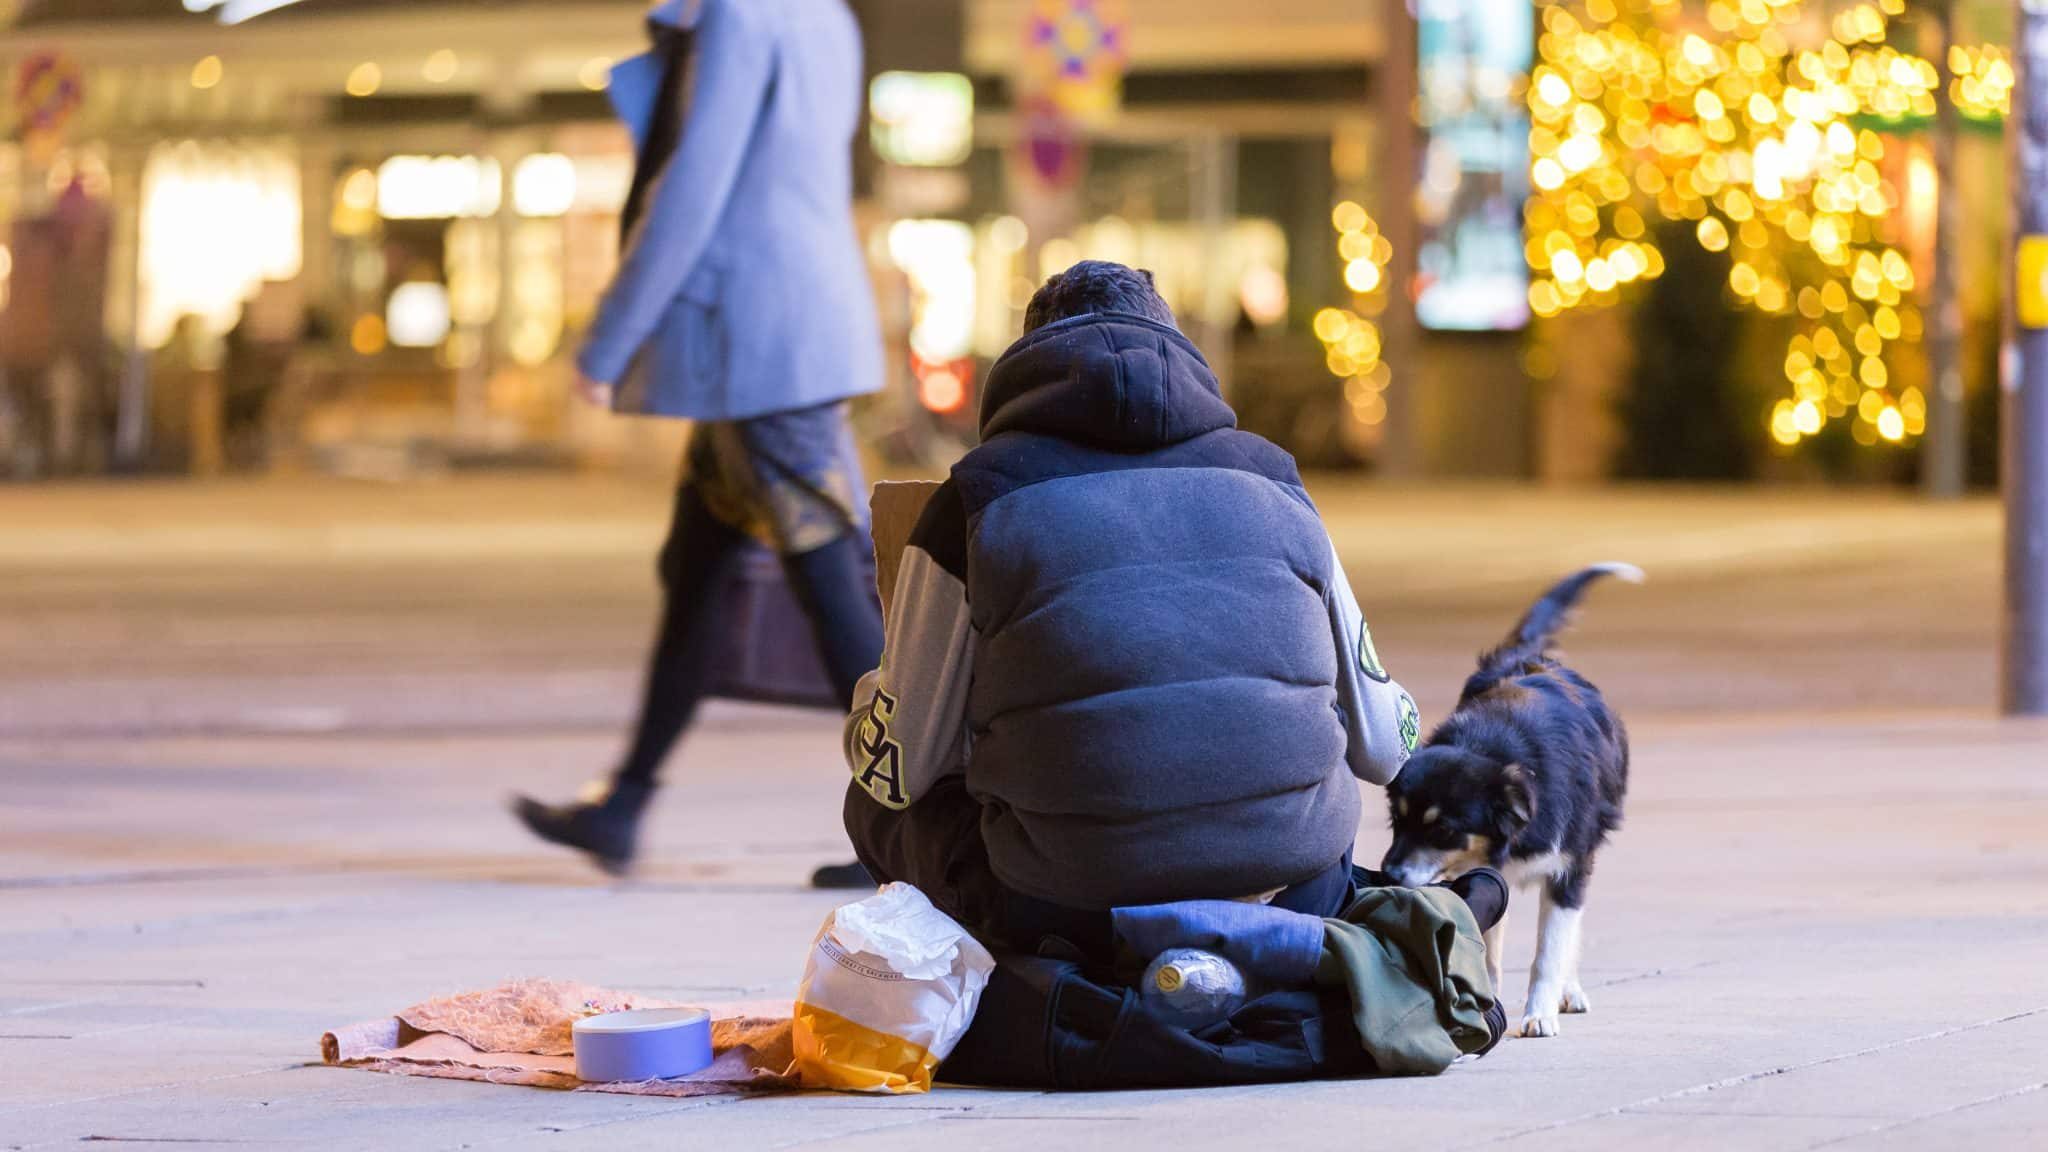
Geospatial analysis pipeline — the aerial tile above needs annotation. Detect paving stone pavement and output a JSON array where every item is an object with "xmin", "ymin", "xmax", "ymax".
[{"xmin": 1, "ymin": 475, "xmax": 2043, "ymax": 1150}]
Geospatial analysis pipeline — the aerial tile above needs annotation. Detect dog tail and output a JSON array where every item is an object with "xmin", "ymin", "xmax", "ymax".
[{"xmin": 1479, "ymin": 562, "xmax": 1643, "ymax": 673}]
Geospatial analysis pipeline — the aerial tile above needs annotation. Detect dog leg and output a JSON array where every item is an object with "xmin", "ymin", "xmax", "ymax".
[
  {"xmin": 1561, "ymin": 977, "xmax": 1591, "ymax": 1015},
  {"xmin": 1520, "ymin": 887, "xmax": 1582, "ymax": 1038},
  {"xmin": 1483, "ymin": 912, "xmax": 1507, "ymax": 996},
  {"xmin": 1561, "ymin": 913, "xmax": 1592, "ymax": 1016}
]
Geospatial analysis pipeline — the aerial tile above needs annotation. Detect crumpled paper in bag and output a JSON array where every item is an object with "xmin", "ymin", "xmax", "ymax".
[
  {"xmin": 793, "ymin": 883, "xmax": 995, "ymax": 1093},
  {"xmin": 829, "ymin": 882, "xmax": 974, "ymax": 980}
]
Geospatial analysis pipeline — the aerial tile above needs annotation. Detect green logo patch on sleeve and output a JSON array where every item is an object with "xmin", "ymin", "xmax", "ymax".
[
  {"xmin": 1397, "ymin": 691, "xmax": 1421, "ymax": 753},
  {"xmin": 1358, "ymin": 622, "xmax": 1390, "ymax": 683}
]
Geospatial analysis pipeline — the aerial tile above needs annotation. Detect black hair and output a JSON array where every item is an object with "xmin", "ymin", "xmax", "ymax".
[{"xmin": 1023, "ymin": 260, "xmax": 1178, "ymax": 333}]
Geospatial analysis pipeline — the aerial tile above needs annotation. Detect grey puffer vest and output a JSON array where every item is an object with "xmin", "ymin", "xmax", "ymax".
[{"xmin": 951, "ymin": 312, "xmax": 1358, "ymax": 909}]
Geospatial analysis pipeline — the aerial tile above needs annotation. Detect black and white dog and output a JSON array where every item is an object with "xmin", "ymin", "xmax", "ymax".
[{"xmin": 1381, "ymin": 564, "xmax": 1637, "ymax": 1038}]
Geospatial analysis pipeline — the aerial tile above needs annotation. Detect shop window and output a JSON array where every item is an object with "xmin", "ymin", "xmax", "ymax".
[{"xmin": 138, "ymin": 141, "xmax": 301, "ymax": 347}]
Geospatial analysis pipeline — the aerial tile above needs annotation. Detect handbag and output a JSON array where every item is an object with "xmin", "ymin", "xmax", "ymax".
[{"xmin": 707, "ymin": 540, "xmax": 877, "ymax": 709}]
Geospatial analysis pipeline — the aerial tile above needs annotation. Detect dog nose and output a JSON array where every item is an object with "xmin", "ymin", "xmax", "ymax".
[{"xmin": 1379, "ymin": 856, "xmax": 1425, "ymax": 887}]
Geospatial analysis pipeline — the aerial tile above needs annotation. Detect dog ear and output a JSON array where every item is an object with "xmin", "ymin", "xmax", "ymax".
[{"xmin": 1498, "ymin": 763, "xmax": 1536, "ymax": 831}]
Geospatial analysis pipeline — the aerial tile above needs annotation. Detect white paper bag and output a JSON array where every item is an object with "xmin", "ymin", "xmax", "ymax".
[{"xmin": 792, "ymin": 883, "xmax": 995, "ymax": 1093}]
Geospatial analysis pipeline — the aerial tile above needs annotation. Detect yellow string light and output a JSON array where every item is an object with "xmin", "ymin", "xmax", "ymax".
[
  {"xmin": 1317, "ymin": 202, "xmax": 1394, "ymax": 426},
  {"xmin": 1526, "ymin": 0, "xmax": 1970, "ymax": 450}
]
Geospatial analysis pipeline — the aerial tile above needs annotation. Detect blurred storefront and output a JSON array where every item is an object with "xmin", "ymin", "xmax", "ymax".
[
  {"xmin": 0, "ymin": 0, "xmax": 657, "ymax": 477},
  {"xmin": 0, "ymin": 0, "xmax": 1486, "ymax": 479}
]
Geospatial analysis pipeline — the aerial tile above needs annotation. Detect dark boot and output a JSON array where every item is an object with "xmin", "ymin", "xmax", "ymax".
[
  {"xmin": 1446, "ymin": 867, "xmax": 1509, "ymax": 934},
  {"xmin": 1351, "ymin": 864, "xmax": 1509, "ymax": 933},
  {"xmin": 512, "ymin": 780, "xmax": 654, "ymax": 876},
  {"xmin": 808, "ymin": 860, "xmax": 876, "ymax": 890}
]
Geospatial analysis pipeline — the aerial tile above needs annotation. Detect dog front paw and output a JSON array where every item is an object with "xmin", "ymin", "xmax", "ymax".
[
  {"xmin": 1560, "ymin": 981, "xmax": 1590, "ymax": 1014},
  {"xmin": 1519, "ymin": 1012, "xmax": 1561, "ymax": 1038}
]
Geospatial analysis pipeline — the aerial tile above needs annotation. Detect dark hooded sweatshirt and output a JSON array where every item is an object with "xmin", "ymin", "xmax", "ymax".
[{"xmin": 844, "ymin": 312, "xmax": 1418, "ymax": 910}]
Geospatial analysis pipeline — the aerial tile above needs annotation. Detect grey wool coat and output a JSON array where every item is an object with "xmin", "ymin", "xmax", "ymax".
[{"xmin": 580, "ymin": 0, "xmax": 883, "ymax": 421}]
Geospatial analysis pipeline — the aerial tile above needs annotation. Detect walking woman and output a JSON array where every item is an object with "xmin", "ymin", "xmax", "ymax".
[{"xmin": 515, "ymin": 0, "xmax": 884, "ymax": 887}]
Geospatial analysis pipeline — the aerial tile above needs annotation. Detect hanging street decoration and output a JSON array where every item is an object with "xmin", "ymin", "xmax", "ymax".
[
  {"xmin": 14, "ymin": 50, "xmax": 84, "ymax": 159},
  {"xmin": 1021, "ymin": 0, "xmax": 1130, "ymax": 125}
]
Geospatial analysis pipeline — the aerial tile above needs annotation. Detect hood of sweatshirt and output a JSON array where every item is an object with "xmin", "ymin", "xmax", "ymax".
[{"xmin": 978, "ymin": 312, "xmax": 1238, "ymax": 451}]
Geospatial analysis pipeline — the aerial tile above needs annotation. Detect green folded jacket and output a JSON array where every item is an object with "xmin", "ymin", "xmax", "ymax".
[{"xmin": 1317, "ymin": 886, "xmax": 1498, "ymax": 1075}]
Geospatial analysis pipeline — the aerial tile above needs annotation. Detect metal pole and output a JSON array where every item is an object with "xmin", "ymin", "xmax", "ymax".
[
  {"xmin": 1190, "ymin": 130, "xmax": 1238, "ymax": 391},
  {"xmin": 1926, "ymin": 0, "xmax": 1967, "ymax": 499},
  {"xmin": 1375, "ymin": 0, "xmax": 1422, "ymax": 479},
  {"xmin": 2007, "ymin": 0, "xmax": 2048, "ymax": 714},
  {"xmin": 112, "ymin": 146, "xmax": 149, "ymax": 472}
]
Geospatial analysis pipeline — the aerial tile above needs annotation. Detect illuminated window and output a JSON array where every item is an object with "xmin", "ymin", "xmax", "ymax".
[
  {"xmin": 386, "ymin": 281, "xmax": 452, "ymax": 348},
  {"xmin": 138, "ymin": 141, "xmax": 301, "ymax": 347},
  {"xmin": 869, "ymin": 72, "xmax": 974, "ymax": 167},
  {"xmin": 513, "ymin": 154, "xmax": 577, "ymax": 218},
  {"xmin": 888, "ymin": 219, "xmax": 976, "ymax": 362},
  {"xmin": 376, "ymin": 155, "xmax": 501, "ymax": 220}
]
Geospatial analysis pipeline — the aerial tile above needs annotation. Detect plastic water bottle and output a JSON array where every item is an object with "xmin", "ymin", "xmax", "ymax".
[{"xmin": 1139, "ymin": 948, "xmax": 1247, "ymax": 1028}]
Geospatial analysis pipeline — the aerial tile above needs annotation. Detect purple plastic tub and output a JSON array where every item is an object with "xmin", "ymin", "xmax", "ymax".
[{"xmin": 572, "ymin": 1007, "xmax": 714, "ymax": 1083}]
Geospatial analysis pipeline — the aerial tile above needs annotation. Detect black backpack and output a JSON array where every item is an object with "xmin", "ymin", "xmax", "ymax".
[{"xmin": 939, "ymin": 951, "xmax": 1377, "ymax": 1090}]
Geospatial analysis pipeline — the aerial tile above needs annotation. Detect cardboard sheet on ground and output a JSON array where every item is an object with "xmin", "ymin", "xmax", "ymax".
[
  {"xmin": 320, "ymin": 485, "xmax": 941, "ymax": 1098},
  {"xmin": 321, "ymin": 979, "xmax": 797, "ymax": 1097}
]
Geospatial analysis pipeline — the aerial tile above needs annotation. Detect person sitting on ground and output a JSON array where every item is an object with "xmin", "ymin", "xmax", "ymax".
[{"xmin": 839, "ymin": 260, "xmax": 1502, "ymax": 958}]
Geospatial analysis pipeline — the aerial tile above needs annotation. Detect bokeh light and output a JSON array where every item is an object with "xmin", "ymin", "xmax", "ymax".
[{"xmin": 1524, "ymin": 0, "xmax": 1977, "ymax": 452}]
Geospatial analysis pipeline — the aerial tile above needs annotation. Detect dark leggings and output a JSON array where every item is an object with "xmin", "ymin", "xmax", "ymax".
[{"xmin": 613, "ymin": 483, "xmax": 884, "ymax": 788}]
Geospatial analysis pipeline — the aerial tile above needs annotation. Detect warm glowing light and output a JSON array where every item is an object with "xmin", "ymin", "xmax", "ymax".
[
  {"xmin": 346, "ymin": 61, "xmax": 382, "ymax": 97},
  {"xmin": 350, "ymin": 312, "xmax": 387, "ymax": 355},
  {"xmin": 423, "ymin": 49, "xmax": 459, "ymax": 84},
  {"xmin": 1316, "ymin": 196, "xmax": 1393, "ymax": 403},
  {"xmin": 386, "ymin": 281, "xmax": 452, "ymax": 348},
  {"xmin": 190, "ymin": 55, "xmax": 223, "ymax": 90},
  {"xmin": 919, "ymin": 368, "xmax": 967, "ymax": 414},
  {"xmin": 1771, "ymin": 401, "xmax": 1801, "ymax": 445},
  {"xmin": 579, "ymin": 57, "xmax": 614, "ymax": 92},
  {"xmin": 1039, "ymin": 237, "xmax": 1080, "ymax": 280},
  {"xmin": 869, "ymin": 71, "xmax": 975, "ymax": 167},
  {"xmin": 137, "ymin": 142, "xmax": 302, "ymax": 347},
  {"xmin": 377, "ymin": 155, "xmax": 502, "ymax": 220},
  {"xmin": 889, "ymin": 219, "xmax": 977, "ymax": 362},
  {"xmin": 1520, "ymin": 0, "xmax": 1967, "ymax": 452},
  {"xmin": 1793, "ymin": 399, "xmax": 1824, "ymax": 435},
  {"xmin": 988, "ymin": 215, "xmax": 1028, "ymax": 253},
  {"xmin": 340, "ymin": 168, "xmax": 376, "ymax": 212},
  {"xmin": 512, "ymin": 153, "xmax": 577, "ymax": 218},
  {"xmin": 1240, "ymin": 264, "xmax": 1290, "ymax": 327},
  {"xmin": 1344, "ymin": 258, "xmax": 1383, "ymax": 293}
]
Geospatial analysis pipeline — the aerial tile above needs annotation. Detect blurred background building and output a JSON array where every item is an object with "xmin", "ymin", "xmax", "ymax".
[{"xmin": 0, "ymin": 0, "xmax": 2017, "ymax": 487}]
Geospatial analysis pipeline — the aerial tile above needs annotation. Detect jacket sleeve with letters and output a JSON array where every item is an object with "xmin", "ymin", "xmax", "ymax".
[{"xmin": 844, "ymin": 480, "xmax": 975, "ymax": 809}]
